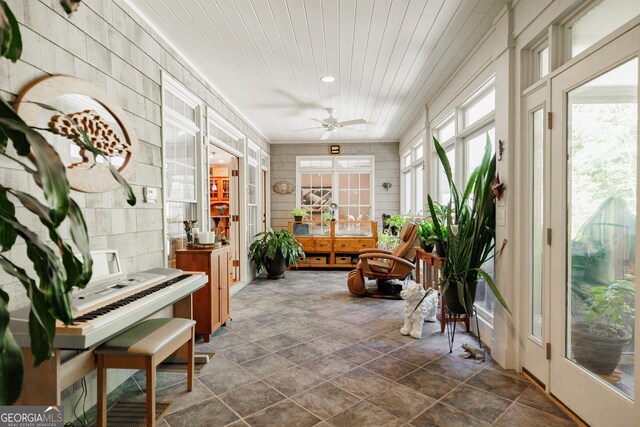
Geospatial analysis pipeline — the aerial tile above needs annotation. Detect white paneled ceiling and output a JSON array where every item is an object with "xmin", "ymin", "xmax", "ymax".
[{"xmin": 127, "ymin": 0, "xmax": 506, "ymax": 143}]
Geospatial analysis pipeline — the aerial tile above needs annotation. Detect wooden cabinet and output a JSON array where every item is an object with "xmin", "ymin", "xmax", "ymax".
[
  {"xmin": 210, "ymin": 177, "xmax": 230, "ymax": 202},
  {"xmin": 289, "ymin": 221, "xmax": 377, "ymax": 269},
  {"xmin": 176, "ymin": 246, "xmax": 231, "ymax": 342}
]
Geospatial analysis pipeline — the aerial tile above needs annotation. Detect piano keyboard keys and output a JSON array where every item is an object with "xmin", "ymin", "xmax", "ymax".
[{"xmin": 73, "ymin": 274, "xmax": 192, "ymax": 323}]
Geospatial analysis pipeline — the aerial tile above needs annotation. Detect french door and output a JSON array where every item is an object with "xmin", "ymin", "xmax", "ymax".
[
  {"xmin": 549, "ymin": 24, "xmax": 639, "ymax": 424},
  {"xmin": 521, "ymin": 85, "xmax": 549, "ymax": 386}
]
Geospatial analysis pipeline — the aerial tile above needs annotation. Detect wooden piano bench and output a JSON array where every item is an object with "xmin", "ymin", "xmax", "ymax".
[{"xmin": 95, "ymin": 318, "xmax": 196, "ymax": 427}]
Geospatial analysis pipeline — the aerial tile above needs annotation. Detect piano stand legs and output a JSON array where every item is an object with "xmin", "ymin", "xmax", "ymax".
[
  {"xmin": 146, "ymin": 357, "xmax": 156, "ymax": 427},
  {"xmin": 97, "ymin": 356, "xmax": 107, "ymax": 427}
]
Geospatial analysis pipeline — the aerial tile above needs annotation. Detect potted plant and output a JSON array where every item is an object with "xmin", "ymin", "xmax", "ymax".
[
  {"xmin": 320, "ymin": 211, "xmax": 332, "ymax": 224},
  {"xmin": 571, "ymin": 277, "xmax": 635, "ymax": 375},
  {"xmin": 291, "ymin": 208, "xmax": 308, "ymax": 223},
  {"xmin": 416, "ymin": 220, "xmax": 438, "ymax": 252},
  {"xmin": 249, "ymin": 230, "xmax": 305, "ymax": 279},
  {"xmin": 425, "ymin": 136, "xmax": 510, "ymax": 316},
  {"xmin": 385, "ymin": 213, "xmax": 409, "ymax": 235},
  {"xmin": 378, "ymin": 229, "xmax": 401, "ymax": 251}
]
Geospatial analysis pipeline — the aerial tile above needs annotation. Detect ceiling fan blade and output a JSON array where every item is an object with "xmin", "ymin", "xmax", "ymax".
[
  {"xmin": 291, "ymin": 126, "xmax": 324, "ymax": 132},
  {"xmin": 337, "ymin": 119, "xmax": 367, "ymax": 127},
  {"xmin": 310, "ymin": 118, "xmax": 326, "ymax": 124},
  {"xmin": 320, "ymin": 130, "xmax": 331, "ymax": 140}
]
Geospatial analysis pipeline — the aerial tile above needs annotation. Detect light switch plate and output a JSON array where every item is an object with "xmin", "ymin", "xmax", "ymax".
[
  {"xmin": 143, "ymin": 187, "xmax": 158, "ymax": 204},
  {"xmin": 496, "ymin": 209, "xmax": 506, "ymax": 227}
]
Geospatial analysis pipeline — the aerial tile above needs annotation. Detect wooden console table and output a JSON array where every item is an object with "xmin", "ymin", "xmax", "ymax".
[{"xmin": 289, "ymin": 220, "xmax": 378, "ymax": 269}]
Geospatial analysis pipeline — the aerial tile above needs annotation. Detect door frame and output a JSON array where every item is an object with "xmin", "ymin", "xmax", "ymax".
[
  {"xmin": 548, "ymin": 23, "xmax": 640, "ymax": 425},
  {"xmin": 207, "ymin": 139, "xmax": 245, "ymax": 286}
]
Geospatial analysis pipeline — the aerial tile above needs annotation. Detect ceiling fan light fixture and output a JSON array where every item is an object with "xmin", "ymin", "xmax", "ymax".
[{"xmin": 320, "ymin": 75, "xmax": 335, "ymax": 83}]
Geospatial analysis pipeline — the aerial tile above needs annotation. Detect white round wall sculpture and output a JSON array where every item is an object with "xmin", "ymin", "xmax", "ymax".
[{"xmin": 16, "ymin": 75, "xmax": 139, "ymax": 193}]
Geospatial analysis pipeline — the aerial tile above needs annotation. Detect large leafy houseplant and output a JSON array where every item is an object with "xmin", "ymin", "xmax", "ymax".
[
  {"xmin": 426, "ymin": 136, "xmax": 510, "ymax": 316},
  {"xmin": 249, "ymin": 230, "xmax": 305, "ymax": 279},
  {"xmin": 0, "ymin": 0, "xmax": 135, "ymax": 405}
]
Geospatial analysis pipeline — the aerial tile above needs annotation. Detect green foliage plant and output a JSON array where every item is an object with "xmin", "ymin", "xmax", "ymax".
[
  {"xmin": 385, "ymin": 213, "xmax": 409, "ymax": 235},
  {"xmin": 416, "ymin": 220, "xmax": 437, "ymax": 248},
  {"xmin": 249, "ymin": 230, "xmax": 305, "ymax": 273},
  {"xmin": 574, "ymin": 276, "xmax": 635, "ymax": 338},
  {"xmin": 0, "ymin": 1, "xmax": 137, "ymax": 405},
  {"xmin": 425, "ymin": 136, "xmax": 510, "ymax": 316},
  {"xmin": 377, "ymin": 229, "xmax": 401, "ymax": 251},
  {"xmin": 320, "ymin": 212, "xmax": 332, "ymax": 222},
  {"xmin": 291, "ymin": 208, "xmax": 308, "ymax": 218}
]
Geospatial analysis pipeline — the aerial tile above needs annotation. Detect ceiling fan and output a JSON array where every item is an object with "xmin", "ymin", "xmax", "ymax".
[{"xmin": 292, "ymin": 108, "xmax": 367, "ymax": 140}]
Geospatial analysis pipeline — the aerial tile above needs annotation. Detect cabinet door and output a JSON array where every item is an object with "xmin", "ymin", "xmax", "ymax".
[
  {"xmin": 209, "ymin": 253, "xmax": 221, "ymax": 330},
  {"xmin": 219, "ymin": 250, "xmax": 230, "ymax": 324}
]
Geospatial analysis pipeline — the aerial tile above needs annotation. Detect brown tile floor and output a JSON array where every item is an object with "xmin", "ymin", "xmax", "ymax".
[{"xmin": 107, "ymin": 270, "xmax": 576, "ymax": 426}]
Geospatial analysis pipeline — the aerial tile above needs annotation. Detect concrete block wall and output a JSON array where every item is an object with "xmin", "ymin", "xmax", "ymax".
[{"xmin": 270, "ymin": 142, "xmax": 400, "ymax": 230}]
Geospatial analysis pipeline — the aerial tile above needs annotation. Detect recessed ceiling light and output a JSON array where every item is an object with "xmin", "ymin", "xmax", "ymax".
[
  {"xmin": 218, "ymin": 159, "xmax": 225, "ymax": 163},
  {"xmin": 320, "ymin": 76, "xmax": 335, "ymax": 83}
]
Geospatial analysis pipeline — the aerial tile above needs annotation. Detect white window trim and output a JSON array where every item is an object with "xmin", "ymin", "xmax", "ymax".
[
  {"xmin": 401, "ymin": 138, "xmax": 425, "ymax": 214},
  {"xmin": 161, "ymin": 72, "xmax": 205, "ymax": 267},
  {"xmin": 296, "ymin": 155, "xmax": 375, "ymax": 221},
  {"xmin": 207, "ymin": 107, "xmax": 246, "ymax": 157}
]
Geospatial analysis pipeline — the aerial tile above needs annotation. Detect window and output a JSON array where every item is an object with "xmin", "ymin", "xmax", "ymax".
[
  {"xmin": 432, "ymin": 79, "xmax": 496, "ymax": 316},
  {"xmin": 435, "ymin": 117, "xmax": 455, "ymax": 143},
  {"xmin": 463, "ymin": 86, "xmax": 496, "ymax": 128},
  {"xmin": 401, "ymin": 139, "xmax": 425, "ymax": 214},
  {"xmin": 436, "ymin": 146, "xmax": 455, "ymax": 205},
  {"xmin": 464, "ymin": 126, "xmax": 496, "ymax": 315},
  {"xmin": 465, "ymin": 127, "xmax": 495, "ymax": 179},
  {"xmin": 297, "ymin": 156, "xmax": 373, "ymax": 221},
  {"xmin": 162, "ymin": 77, "xmax": 202, "ymax": 267},
  {"xmin": 247, "ymin": 142, "xmax": 260, "ymax": 242},
  {"xmin": 208, "ymin": 112, "xmax": 244, "ymax": 154},
  {"xmin": 538, "ymin": 46, "xmax": 549, "ymax": 78},
  {"xmin": 571, "ymin": 0, "xmax": 640, "ymax": 57}
]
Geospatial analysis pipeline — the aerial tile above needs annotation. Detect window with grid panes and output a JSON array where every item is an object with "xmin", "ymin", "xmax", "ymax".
[{"xmin": 297, "ymin": 156, "xmax": 373, "ymax": 221}]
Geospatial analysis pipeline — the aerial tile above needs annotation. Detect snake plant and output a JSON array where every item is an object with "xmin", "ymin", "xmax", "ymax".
[{"xmin": 426, "ymin": 136, "xmax": 510, "ymax": 316}]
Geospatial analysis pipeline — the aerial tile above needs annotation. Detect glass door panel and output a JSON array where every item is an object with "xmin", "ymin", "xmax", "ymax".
[
  {"xmin": 566, "ymin": 58, "xmax": 637, "ymax": 399},
  {"xmin": 522, "ymin": 84, "xmax": 549, "ymax": 387},
  {"xmin": 532, "ymin": 107, "xmax": 544, "ymax": 340},
  {"xmin": 549, "ymin": 24, "xmax": 639, "ymax": 424}
]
